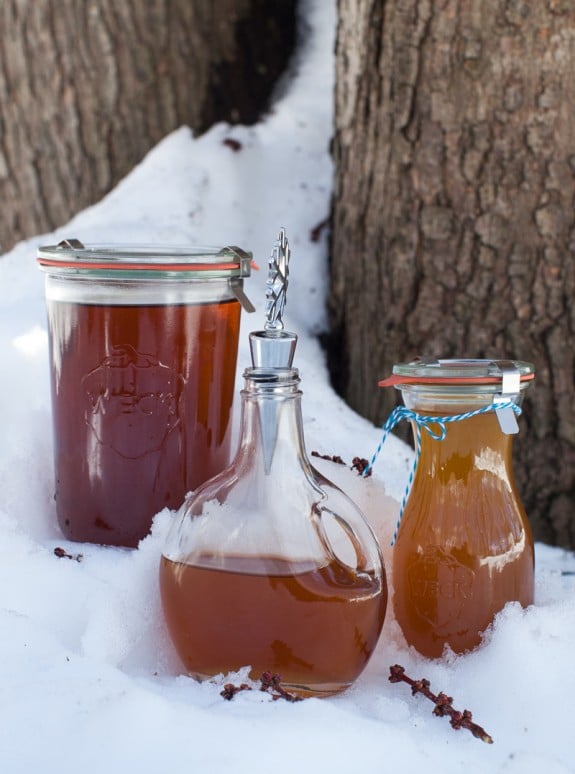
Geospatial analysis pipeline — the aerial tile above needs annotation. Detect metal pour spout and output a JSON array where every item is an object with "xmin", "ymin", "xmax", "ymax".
[
  {"xmin": 249, "ymin": 228, "xmax": 298, "ymax": 369},
  {"xmin": 249, "ymin": 229, "xmax": 298, "ymax": 474}
]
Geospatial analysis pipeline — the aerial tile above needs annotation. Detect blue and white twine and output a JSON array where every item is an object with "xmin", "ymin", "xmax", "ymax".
[{"xmin": 364, "ymin": 401, "xmax": 522, "ymax": 544}]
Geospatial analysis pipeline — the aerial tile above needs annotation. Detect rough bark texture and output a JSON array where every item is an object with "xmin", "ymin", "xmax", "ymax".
[
  {"xmin": 329, "ymin": 0, "xmax": 575, "ymax": 548},
  {"xmin": 0, "ymin": 0, "xmax": 296, "ymax": 252}
]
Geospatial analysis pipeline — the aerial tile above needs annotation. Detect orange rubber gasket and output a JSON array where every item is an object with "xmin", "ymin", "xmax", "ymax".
[{"xmin": 37, "ymin": 258, "xmax": 241, "ymax": 272}]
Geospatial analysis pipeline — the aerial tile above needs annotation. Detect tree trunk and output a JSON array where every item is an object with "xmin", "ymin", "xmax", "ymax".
[
  {"xmin": 0, "ymin": 0, "xmax": 296, "ymax": 252},
  {"xmin": 328, "ymin": 0, "xmax": 575, "ymax": 549}
]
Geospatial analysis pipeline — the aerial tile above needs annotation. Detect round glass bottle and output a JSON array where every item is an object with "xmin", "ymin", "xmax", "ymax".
[
  {"xmin": 384, "ymin": 359, "xmax": 535, "ymax": 659},
  {"xmin": 160, "ymin": 367, "xmax": 388, "ymax": 696}
]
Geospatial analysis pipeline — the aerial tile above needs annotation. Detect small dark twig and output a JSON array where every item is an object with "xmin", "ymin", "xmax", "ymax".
[
  {"xmin": 389, "ymin": 664, "xmax": 493, "ymax": 744},
  {"xmin": 220, "ymin": 672, "xmax": 303, "ymax": 703},
  {"xmin": 311, "ymin": 451, "xmax": 345, "ymax": 465},
  {"xmin": 260, "ymin": 672, "xmax": 303, "ymax": 703},
  {"xmin": 311, "ymin": 450, "xmax": 372, "ymax": 477},
  {"xmin": 351, "ymin": 457, "xmax": 371, "ymax": 476},
  {"xmin": 221, "ymin": 682, "xmax": 252, "ymax": 700},
  {"xmin": 54, "ymin": 547, "xmax": 83, "ymax": 562},
  {"xmin": 222, "ymin": 137, "xmax": 242, "ymax": 152},
  {"xmin": 310, "ymin": 216, "xmax": 330, "ymax": 243}
]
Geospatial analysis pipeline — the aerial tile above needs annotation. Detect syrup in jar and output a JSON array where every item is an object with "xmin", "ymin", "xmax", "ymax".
[
  {"xmin": 38, "ymin": 242, "xmax": 253, "ymax": 547},
  {"xmin": 382, "ymin": 359, "xmax": 535, "ymax": 658}
]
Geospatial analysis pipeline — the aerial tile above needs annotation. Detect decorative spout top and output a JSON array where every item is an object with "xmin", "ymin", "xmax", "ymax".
[
  {"xmin": 250, "ymin": 228, "xmax": 298, "ymax": 369},
  {"xmin": 264, "ymin": 227, "xmax": 290, "ymax": 331}
]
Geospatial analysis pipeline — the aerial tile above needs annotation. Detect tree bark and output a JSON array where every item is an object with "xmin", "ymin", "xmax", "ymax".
[
  {"xmin": 0, "ymin": 0, "xmax": 296, "ymax": 252},
  {"xmin": 329, "ymin": 0, "xmax": 575, "ymax": 548}
]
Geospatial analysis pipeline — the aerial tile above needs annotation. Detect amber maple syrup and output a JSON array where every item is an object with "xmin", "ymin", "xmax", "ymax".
[
  {"xmin": 48, "ymin": 299, "xmax": 240, "ymax": 546},
  {"xmin": 393, "ymin": 409, "xmax": 534, "ymax": 658},
  {"xmin": 160, "ymin": 553, "xmax": 387, "ymax": 695}
]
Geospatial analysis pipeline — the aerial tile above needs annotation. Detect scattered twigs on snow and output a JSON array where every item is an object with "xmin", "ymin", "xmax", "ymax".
[
  {"xmin": 389, "ymin": 664, "xmax": 493, "ymax": 744},
  {"xmin": 222, "ymin": 665, "xmax": 493, "ymax": 742},
  {"xmin": 311, "ymin": 451, "xmax": 371, "ymax": 476},
  {"xmin": 221, "ymin": 672, "xmax": 302, "ymax": 703},
  {"xmin": 311, "ymin": 451, "xmax": 345, "ymax": 465}
]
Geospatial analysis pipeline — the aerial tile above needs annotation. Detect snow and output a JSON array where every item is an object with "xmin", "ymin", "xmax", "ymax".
[{"xmin": 1, "ymin": 0, "xmax": 574, "ymax": 771}]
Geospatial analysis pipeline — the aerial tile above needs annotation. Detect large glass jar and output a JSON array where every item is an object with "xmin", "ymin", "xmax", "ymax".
[
  {"xmin": 37, "ymin": 241, "xmax": 253, "ymax": 547},
  {"xmin": 383, "ymin": 359, "xmax": 535, "ymax": 658},
  {"xmin": 160, "ymin": 366, "xmax": 388, "ymax": 696}
]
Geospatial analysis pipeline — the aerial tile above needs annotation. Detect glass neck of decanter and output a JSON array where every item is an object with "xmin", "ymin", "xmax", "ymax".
[{"xmin": 237, "ymin": 368, "xmax": 308, "ymax": 475}]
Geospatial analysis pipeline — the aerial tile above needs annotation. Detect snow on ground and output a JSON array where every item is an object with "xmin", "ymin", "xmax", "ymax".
[{"xmin": 0, "ymin": 1, "xmax": 574, "ymax": 771}]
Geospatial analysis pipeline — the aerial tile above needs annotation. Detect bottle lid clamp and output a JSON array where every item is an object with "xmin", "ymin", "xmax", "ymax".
[{"xmin": 492, "ymin": 360, "xmax": 520, "ymax": 434}]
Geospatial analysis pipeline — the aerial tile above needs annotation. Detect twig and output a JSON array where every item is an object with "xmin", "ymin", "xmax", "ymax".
[
  {"xmin": 222, "ymin": 137, "xmax": 242, "ymax": 152},
  {"xmin": 260, "ymin": 671, "xmax": 302, "ymax": 702},
  {"xmin": 389, "ymin": 664, "xmax": 493, "ymax": 744},
  {"xmin": 221, "ymin": 672, "xmax": 302, "ymax": 703},
  {"xmin": 311, "ymin": 451, "xmax": 345, "ymax": 465},
  {"xmin": 54, "ymin": 547, "xmax": 83, "ymax": 562},
  {"xmin": 309, "ymin": 216, "xmax": 329, "ymax": 243},
  {"xmin": 311, "ymin": 450, "xmax": 372, "ymax": 477},
  {"xmin": 220, "ymin": 682, "xmax": 252, "ymax": 700},
  {"xmin": 351, "ymin": 456, "xmax": 371, "ymax": 476}
]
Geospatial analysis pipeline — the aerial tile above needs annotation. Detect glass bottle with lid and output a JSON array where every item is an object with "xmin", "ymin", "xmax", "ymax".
[
  {"xmin": 37, "ymin": 240, "xmax": 254, "ymax": 547},
  {"xmin": 160, "ymin": 231, "xmax": 387, "ymax": 696},
  {"xmin": 380, "ymin": 358, "xmax": 535, "ymax": 659}
]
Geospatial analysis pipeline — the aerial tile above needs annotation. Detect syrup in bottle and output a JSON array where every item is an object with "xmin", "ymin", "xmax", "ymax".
[
  {"xmin": 382, "ymin": 359, "xmax": 535, "ymax": 658},
  {"xmin": 160, "ymin": 230, "xmax": 387, "ymax": 695}
]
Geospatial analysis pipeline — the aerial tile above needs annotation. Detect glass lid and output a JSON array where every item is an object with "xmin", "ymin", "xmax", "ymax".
[
  {"xmin": 379, "ymin": 358, "xmax": 535, "ymax": 387},
  {"xmin": 37, "ymin": 239, "xmax": 253, "ymax": 279}
]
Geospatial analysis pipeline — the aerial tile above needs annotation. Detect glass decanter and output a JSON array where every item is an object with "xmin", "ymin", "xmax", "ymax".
[{"xmin": 160, "ymin": 230, "xmax": 387, "ymax": 696}]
